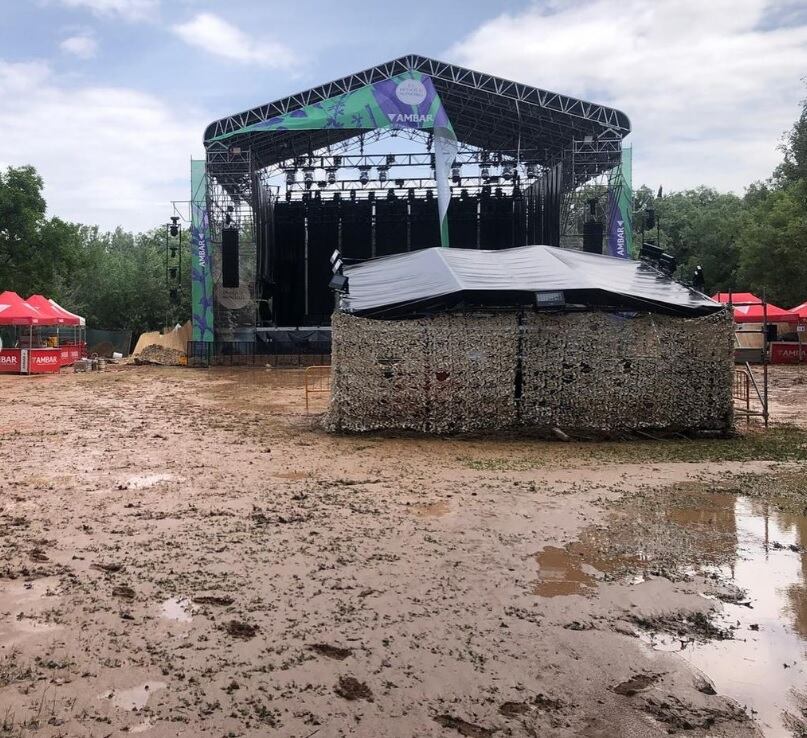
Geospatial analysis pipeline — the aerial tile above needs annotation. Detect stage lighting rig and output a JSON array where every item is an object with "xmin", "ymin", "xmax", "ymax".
[
  {"xmin": 502, "ymin": 163, "xmax": 513, "ymax": 181},
  {"xmin": 225, "ymin": 205, "xmax": 234, "ymax": 225},
  {"xmin": 378, "ymin": 166, "xmax": 388, "ymax": 184},
  {"xmin": 169, "ymin": 215, "xmax": 180, "ymax": 237},
  {"xmin": 326, "ymin": 168, "xmax": 337, "ymax": 185},
  {"xmin": 359, "ymin": 166, "xmax": 370, "ymax": 186},
  {"xmin": 526, "ymin": 163, "xmax": 537, "ymax": 179},
  {"xmin": 303, "ymin": 168, "xmax": 314, "ymax": 189},
  {"xmin": 451, "ymin": 165, "xmax": 461, "ymax": 184},
  {"xmin": 285, "ymin": 169, "xmax": 297, "ymax": 186},
  {"xmin": 480, "ymin": 166, "xmax": 490, "ymax": 182}
]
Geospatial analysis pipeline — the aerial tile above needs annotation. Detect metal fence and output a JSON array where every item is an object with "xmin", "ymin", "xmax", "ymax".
[{"xmin": 187, "ymin": 338, "xmax": 331, "ymax": 368}]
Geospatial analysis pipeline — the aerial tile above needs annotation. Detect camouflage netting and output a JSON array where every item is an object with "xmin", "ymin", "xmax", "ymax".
[{"xmin": 326, "ymin": 309, "xmax": 734, "ymax": 435}]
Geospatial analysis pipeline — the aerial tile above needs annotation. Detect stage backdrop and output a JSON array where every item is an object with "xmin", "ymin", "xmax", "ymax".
[{"xmin": 211, "ymin": 71, "xmax": 458, "ymax": 248}]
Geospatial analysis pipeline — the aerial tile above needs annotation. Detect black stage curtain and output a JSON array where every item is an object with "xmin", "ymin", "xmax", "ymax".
[
  {"xmin": 448, "ymin": 194, "xmax": 478, "ymax": 248},
  {"xmin": 341, "ymin": 200, "xmax": 373, "ymax": 260},
  {"xmin": 409, "ymin": 196, "xmax": 440, "ymax": 250},
  {"xmin": 479, "ymin": 191, "xmax": 514, "ymax": 250},
  {"xmin": 306, "ymin": 199, "xmax": 339, "ymax": 324},
  {"xmin": 513, "ymin": 191, "xmax": 527, "ymax": 247},
  {"xmin": 273, "ymin": 201, "xmax": 306, "ymax": 326},
  {"xmin": 375, "ymin": 197, "xmax": 408, "ymax": 256}
]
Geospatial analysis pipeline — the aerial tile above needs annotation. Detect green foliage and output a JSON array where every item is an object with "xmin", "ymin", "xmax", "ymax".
[
  {"xmin": 632, "ymin": 92, "xmax": 807, "ymax": 305},
  {"xmin": 0, "ymin": 165, "xmax": 189, "ymax": 336}
]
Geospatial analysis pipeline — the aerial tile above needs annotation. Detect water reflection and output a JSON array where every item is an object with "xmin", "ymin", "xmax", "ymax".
[{"xmin": 532, "ymin": 490, "xmax": 807, "ymax": 736}]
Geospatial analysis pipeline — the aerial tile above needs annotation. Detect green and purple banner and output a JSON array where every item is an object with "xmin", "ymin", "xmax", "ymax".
[
  {"xmin": 606, "ymin": 147, "xmax": 633, "ymax": 259},
  {"xmin": 190, "ymin": 159, "xmax": 214, "ymax": 342},
  {"xmin": 212, "ymin": 71, "xmax": 458, "ymax": 247}
]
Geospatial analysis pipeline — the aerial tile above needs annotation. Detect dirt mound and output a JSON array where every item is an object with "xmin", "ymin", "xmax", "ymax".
[{"xmin": 134, "ymin": 344, "xmax": 185, "ymax": 366}]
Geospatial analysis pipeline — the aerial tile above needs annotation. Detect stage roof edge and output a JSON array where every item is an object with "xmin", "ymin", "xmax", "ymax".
[{"xmin": 203, "ymin": 54, "xmax": 631, "ymax": 166}]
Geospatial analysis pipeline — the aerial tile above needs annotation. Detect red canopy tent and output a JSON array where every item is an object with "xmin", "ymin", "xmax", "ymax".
[
  {"xmin": 0, "ymin": 292, "xmax": 86, "ymax": 373},
  {"xmin": 25, "ymin": 295, "xmax": 79, "ymax": 325},
  {"xmin": 0, "ymin": 291, "xmax": 45, "ymax": 325},
  {"xmin": 789, "ymin": 301, "xmax": 807, "ymax": 320},
  {"xmin": 48, "ymin": 298, "xmax": 85, "ymax": 327},
  {"xmin": 711, "ymin": 292, "xmax": 798, "ymax": 323}
]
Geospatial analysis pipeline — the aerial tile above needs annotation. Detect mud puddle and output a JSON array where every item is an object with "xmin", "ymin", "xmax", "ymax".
[
  {"xmin": 101, "ymin": 681, "xmax": 167, "ymax": 710},
  {"xmin": 122, "ymin": 474, "xmax": 176, "ymax": 490},
  {"xmin": 534, "ymin": 490, "xmax": 807, "ymax": 736},
  {"xmin": 160, "ymin": 597, "xmax": 193, "ymax": 622}
]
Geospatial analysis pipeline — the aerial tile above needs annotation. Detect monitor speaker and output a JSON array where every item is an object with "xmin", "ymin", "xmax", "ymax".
[
  {"xmin": 222, "ymin": 228, "xmax": 239, "ymax": 288},
  {"xmin": 582, "ymin": 220, "xmax": 603, "ymax": 254}
]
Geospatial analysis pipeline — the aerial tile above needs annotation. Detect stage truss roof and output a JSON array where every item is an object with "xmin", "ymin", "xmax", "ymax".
[{"xmin": 204, "ymin": 54, "xmax": 631, "ymax": 176}]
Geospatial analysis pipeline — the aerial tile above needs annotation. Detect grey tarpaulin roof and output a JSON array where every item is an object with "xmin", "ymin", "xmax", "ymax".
[{"xmin": 341, "ymin": 245, "xmax": 723, "ymax": 318}]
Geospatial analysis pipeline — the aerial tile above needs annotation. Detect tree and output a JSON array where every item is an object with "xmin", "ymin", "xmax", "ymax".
[{"xmin": 0, "ymin": 165, "xmax": 82, "ymax": 299}]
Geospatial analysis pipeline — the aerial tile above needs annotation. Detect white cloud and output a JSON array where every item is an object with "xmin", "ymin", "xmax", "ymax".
[
  {"xmin": 59, "ymin": 33, "xmax": 98, "ymax": 59},
  {"xmin": 0, "ymin": 59, "xmax": 205, "ymax": 231},
  {"xmin": 447, "ymin": 0, "xmax": 807, "ymax": 192},
  {"xmin": 55, "ymin": 0, "xmax": 158, "ymax": 21},
  {"xmin": 172, "ymin": 12, "xmax": 295, "ymax": 68}
]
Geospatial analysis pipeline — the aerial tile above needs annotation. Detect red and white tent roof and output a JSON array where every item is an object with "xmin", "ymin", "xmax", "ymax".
[
  {"xmin": 0, "ymin": 291, "xmax": 45, "ymax": 325},
  {"xmin": 711, "ymin": 292, "xmax": 798, "ymax": 323},
  {"xmin": 48, "ymin": 299, "xmax": 85, "ymax": 326}
]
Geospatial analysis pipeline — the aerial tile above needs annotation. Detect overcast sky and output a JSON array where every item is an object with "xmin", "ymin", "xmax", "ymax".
[{"xmin": 1, "ymin": 0, "xmax": 806, "ymax": 231}]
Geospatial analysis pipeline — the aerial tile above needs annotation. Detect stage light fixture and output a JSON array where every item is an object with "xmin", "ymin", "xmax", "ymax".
[
  {"xmin": 285, "ymin": 191, "xmax": 292, "ymax": 202},
  {"xmin": 225, "ymin": 205, "xmax": 234, "ymax": 225},
  {"xmin": 169, "ymin": 267, "xmax": 178, "ymax": 280},
  {"xmin": 378, "ymin": 166, "xmax": 388, "ymax": 184},
  {"xmin": 526, "ymin": 163, "xmax": 537, "ymax": 179},
  {"xmin": 329, "ymin": 273, "xmax": 349, "ymax": 292},
  {"xmin": 659, "ymin": 253, "xmax": 677, "ymax": 275},
  {"xmin": 359, "ymin": 166, "xmax": 370, "ymax": 186},
  {"xmin": 285, "ymin": 169, "xmax": 297, "ymax": 186},
  {"xmin": 395, "ymin": 178, "xmax": 405, "ymax": 188},
  {"xmin": 317, "ymin": 180, "xmax": 327, "ymax": 188},
  {"xmin": 692, "ymin": 265, "xmax": 705, "ymax": 292},
  {"xmin": 169, "ymin": 288, "xmax": 179, "ymax": 303},
  {"xmin": 303, "ymin": 168, "xmax": 314, "ymax": 189},
  {"xmin": 502, "ymin": 163, "xmax": 513, "ymax": 180},
  {"xmin": 451, "ymin": 165, "xmax": 461, "ymax": 184},
  {"xmin": 645, "ymin": 206, "xmax": 656, "ymax": 229},
  {"xmin": 640, "ymin": 242, "xmax": 663, "ymax": 262},
  {"xmin": 480, "ymin": 166, "xmax": 490, "ymax": 182},
  {"xmin": 386, "ymin": 154, "xmax": 396, "ymax": 166},
  {"xmin": 327, "ymin": 168, "xmax": 337, "ymax": 184},
  {"xmin": 333, "ymin": 155, "xmax": 342, "ymax": 168},
  {"xmin": 170, "ymin": 246, "xmax": 177, "ymax": 258},
  {"xmin": 169, "ymin": 215, "xmax": 180, "ymax": 237}
]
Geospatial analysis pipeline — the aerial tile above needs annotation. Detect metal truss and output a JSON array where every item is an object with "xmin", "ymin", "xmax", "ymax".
[{"xmin": 203, "ymin": 54, "xmax": 630, "ymax": 146}]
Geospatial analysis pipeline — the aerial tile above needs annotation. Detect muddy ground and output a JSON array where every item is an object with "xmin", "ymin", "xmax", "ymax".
[{"xmin": 1, "ymin": 364, "xmax": 806, "ymax": 737}]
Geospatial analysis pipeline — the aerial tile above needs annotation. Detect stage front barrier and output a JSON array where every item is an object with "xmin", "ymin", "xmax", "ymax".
[{"xmin": 187, "ymin": 334, "xmax": 332, "ymax": 368}]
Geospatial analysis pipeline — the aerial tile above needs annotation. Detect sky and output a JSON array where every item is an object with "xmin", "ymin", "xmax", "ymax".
[{"xmin": 1, "ymin": 0, "xmax": 806, "ymax": 232}]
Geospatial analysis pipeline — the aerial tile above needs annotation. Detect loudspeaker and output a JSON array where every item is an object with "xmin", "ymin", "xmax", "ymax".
[
  {"xmin": 582, "ymin": 220, "xmax": 603, "ymax": 254},
  {"xmin": 222, "ymin": 228, "xmax": 239, "ymax": 288}
]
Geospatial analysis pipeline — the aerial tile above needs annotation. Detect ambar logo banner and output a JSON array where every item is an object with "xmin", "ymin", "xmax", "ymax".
[{"xmin": 395, "ymin": 79, "xmax": 427, "ymax": 106}]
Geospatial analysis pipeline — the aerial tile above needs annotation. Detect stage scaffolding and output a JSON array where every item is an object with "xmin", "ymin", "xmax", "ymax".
[{"xmin": 199, "ymin": 54, "xmax": 631, "ymax": 339}]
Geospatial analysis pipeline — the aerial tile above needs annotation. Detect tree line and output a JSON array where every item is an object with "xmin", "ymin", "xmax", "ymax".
[{"xmin": 0, "ymin": 97, "xmax": 805, "ymax": 336}]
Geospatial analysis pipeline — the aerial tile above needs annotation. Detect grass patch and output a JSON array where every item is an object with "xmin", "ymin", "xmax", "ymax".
[{"xmin": 462, "ymin": 426, "xmax": 807, "ymax": 470}]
